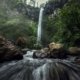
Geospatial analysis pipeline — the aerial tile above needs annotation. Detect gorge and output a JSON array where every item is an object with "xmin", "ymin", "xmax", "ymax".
[{"xmin": 0, "ymin": 0, "xmax": 80, "ymax": 80}]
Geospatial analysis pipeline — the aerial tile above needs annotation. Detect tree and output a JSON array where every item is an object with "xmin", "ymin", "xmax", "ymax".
[
  {"xmin": 52, "ymin": 0, "xmax": 80, "ymax": 47},
  {"xmin": 0, "ymin": 0, "xmax": 37, "ymax": 48}
]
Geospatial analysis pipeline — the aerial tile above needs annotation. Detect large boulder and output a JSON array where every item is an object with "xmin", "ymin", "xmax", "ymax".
[
  {"xmin": 48, "ymin": 42, "xmax": 64, "ymax": 51},
  {"xmin": 33, "ymin": 48, "xmax": 49, "ymax": 58},
  {"xmin": 48, "ymin": 42, "xmax": 68, "ymax": 59},
  {"xmin": 49, "ymin": 48, "xmax": 68, "ymax": 59},
  {"xmin": 16, "ymin": 37, "xmax": 27, "ymax": 48},
  {"xmin": 0, "ymin": 36, "xmax": 23, "ymax": 62},
  {"xmin": 33, "ymin": 42, "xmax": 68, "ymax": 59},
  {"xmin": 68, "ymin": 47, "xmax": 80, "ymax": 55}
]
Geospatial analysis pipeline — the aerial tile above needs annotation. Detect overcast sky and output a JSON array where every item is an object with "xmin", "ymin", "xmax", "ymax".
[{"xmin": 27, "ymin": 0, "xmax": 48, "ymax": 7}]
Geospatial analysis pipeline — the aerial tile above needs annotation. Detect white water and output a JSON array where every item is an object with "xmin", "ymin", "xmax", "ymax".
[
  {"xmin": 0, "ymin": 51, "xmax": 80, "ymax": 80},
  {"xmin": 37, "ymin": 7, "xmax": 44, "ymax": 44}
]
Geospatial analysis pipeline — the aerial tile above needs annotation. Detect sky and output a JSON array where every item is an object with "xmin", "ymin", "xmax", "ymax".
[{"xmin": 26, "ymin": 0, "xmax": 48, "ymax": 7}]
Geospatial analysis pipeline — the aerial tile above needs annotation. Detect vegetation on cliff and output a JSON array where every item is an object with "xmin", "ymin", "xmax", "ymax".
[{"xmin": 0, "ymin": 0, "xmax": 80, "ymax": 48}]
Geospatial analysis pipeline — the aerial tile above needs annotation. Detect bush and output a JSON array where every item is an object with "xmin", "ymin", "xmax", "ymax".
[{"xmin": 51, "ymin": 0, "xmax": 80, "ymax": 47}]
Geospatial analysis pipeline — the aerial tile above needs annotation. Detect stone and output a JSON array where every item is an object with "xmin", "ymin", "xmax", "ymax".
[
  {"xmin": 21, "ymin": 48, "xmax": 30, "ymax": 54},
  {"xmin": 33, "ymin": 42, "xmax": 68, "ymax": 59},
  {"xmin": 68, "ymin": 47, "xmax": 80, "ymax": 55},
  {"xmin": 33, "ymin": 48, "xmax": 49, "ymax": 58},
  {"xmin": 16, "ymin": 37, "xmax": 27, "ymax": 48},
  {"xmin": 49, "ymin": 48, "xmax": 68, "ymax": 59},
  {"xmin": 0, "ymin": 36, "xmax": 23, "ymax": 62},
  {"xmin": 48, "ymin": 42, "xmax": 64, "ymax": 51}
]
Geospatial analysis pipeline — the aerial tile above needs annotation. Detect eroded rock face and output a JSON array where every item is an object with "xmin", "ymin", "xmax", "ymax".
[{"xmin": 0, "ymin": 36, "xmax": 23, "ymax": 62}]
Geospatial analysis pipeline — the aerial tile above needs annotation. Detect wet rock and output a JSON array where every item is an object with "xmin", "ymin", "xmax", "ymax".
[
  {"xmin": 48, "ymin": 42, "xmax": 68, "ymax": 58},
  {"xmin": 16, "ymin": 37, "xmax": 27, "ymax": 48},
  {"xmin": 0, "ymin": 36, "xmax": 23, "ymax": 62},
  {"xmin": 33, "ymin": 49, "xmax": 48, "ymax": 58},
  {"xmin": 68, "ymin": 47, "xmax": 80, "ymax": 55},
  {"xmin": 33, "ymin": 42, "xmax": 68, "ymax": 59},
  {"xmin": 21, "ymin": 48, "xmax": 30, "ymax": 54},
  {"xmin": 48, "ymin": 42, "xmax": 64, "ymax": 51},
  {"xmin": 49, "ymin": 48, "xmax": 68, "ymax": 59}
]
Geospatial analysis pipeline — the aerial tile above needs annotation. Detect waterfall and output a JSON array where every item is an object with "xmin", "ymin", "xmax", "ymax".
[{"xmin": 37, "ymin": 7, "xmax": 44, "ymax": 44}]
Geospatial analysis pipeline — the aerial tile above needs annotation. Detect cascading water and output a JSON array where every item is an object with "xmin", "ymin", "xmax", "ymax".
[
  {"xmin": 0, "ymin": 50, "xmax": 80, "ymax": 80},
  {"xmin": 37, "ymin": 7, "xmax": 44, "ymax": 44}
]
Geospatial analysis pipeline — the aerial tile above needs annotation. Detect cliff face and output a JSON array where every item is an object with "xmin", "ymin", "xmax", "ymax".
[
  {"xmin": 0, "ymin": 0, "xmax": 39, "ymax": 21},
  {"xmin": 0, "ymin": 0, "xmax": 69, "ymax": 21},
  {"xmin": 44, "ymin": 0, "xmax": 68, "ymax": 15}
]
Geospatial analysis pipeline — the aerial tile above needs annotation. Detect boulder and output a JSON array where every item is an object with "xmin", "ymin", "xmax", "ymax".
[
  {"xmin": 48, "ymin": 42, "xmax": 67, "ymax": 59},
  {"xmin": 68, "ymin": 47, "xmax": 80, "ymax": 55},
  {"xmin": 49, "ymin": 48, "xmax": 68, "ymax": 59},
  {"xmin": 0, "ymin": 36, "xmax": 23, "ymax": 62},
  {"xmin": 48, "ymin": 42, "xmax": 64, "ymax": 51},
  {"xmin": 33, "ymin": 42, "xmax": 68, "ymax": 59},
  {"xmin": 16, "ymin": 37, "xmax": 27, "ymax": 48},
  {"xmin": 33, "ymin": 48, "xmax": 49, "ymax": 58},
  {"xmin": 21, "ymin": 48, "xmax": 30, "ymax": 54},
  {"xmin": 48, "ymin": 42, "xmax": 55, "ymax": 51}
]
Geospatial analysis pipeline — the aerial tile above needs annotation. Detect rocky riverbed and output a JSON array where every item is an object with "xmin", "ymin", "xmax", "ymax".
[
  {"xmin": 0, "ymin": 51, "xmax": 80, "ymax": 80},
  {"xmin": 0, "ymin": 36, "xmax": 80, "ymax": 80}
]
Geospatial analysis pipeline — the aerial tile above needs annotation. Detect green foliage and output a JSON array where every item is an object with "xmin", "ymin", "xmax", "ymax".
[
  {"xmin": 43, "ymin": 15, "xmax": 56, "ymax": 43},
  {"xmin": 43, "ymin": 0, "xmax": 80, "ymax": 47},
  {"xmin": 0, "ymin": 0, "xmax": 80, "ymax": 49},
  {"xmin": 0, "ymin": 0, "xmax": 37, "ymax": 48},
  {"xmin": 34, "ymin": 43, "xmax": 42, "ymax": 49},
  {"xmin": 52, "ymin": 0, "xmax": 80, "ymax": 46}
]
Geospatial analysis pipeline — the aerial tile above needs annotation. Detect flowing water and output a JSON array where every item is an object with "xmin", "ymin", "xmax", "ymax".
[
  {"xmin": 0, "ymin": 51, "xmax": 80, "ymax": 80},
  {"xmin": 37, "ymin": 7, "xmax": 44, "ymax": 44}
]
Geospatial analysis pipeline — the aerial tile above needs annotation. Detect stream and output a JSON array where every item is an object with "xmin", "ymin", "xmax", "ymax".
[{"xmin": 0, "ymin": 51, "xmax": 80, "ymax": 80}]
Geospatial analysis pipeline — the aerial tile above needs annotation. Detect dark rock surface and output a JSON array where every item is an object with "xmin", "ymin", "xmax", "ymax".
[
  {"xmin": 0, "ymin": 46, "xmax": 80, "ymax": 80},
  {"xmin": 33, "ymin": 42, "xmax": 80, "ymax": 59},
  {"xmin": 16, "ymin": 37, "xmax": 27, "ymax": 48},
  {"xmin": 68, "ymin": 47, "xmax": 80, "ymax": 55},
  {"xmin": 33, "ymin": 42, "xmax": 68, "ymax": 59},
  {"xmin": 33, "ymin": 48, "xmax": 68, "ymax": 59},
  {"xmin": 0, "ymin": 36, "xmax": 23, "ymax": 62}
]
